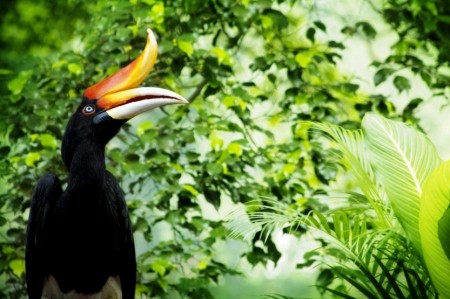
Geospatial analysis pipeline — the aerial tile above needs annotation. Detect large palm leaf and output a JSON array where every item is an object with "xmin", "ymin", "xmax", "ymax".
[
  {"xmin": 420, "ymin": 161, "xmax": 450, "ymax": 298},
  {"xmin": 362, "ymin": 113, "xmax": 442, "ymax": 255}
]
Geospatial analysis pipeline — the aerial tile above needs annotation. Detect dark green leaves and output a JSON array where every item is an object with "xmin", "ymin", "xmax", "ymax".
[
  {"xmin": 356, "ymin": 21, "xmax": 377, "ymax": 39},
  {"xmin": 393, "ymin": 75, "xmax": 411, "ymax": 93},
  {"xmin": 373, "ymin": 70, "xmax": 411, "ymax": 93},
  {"xmin": 316, "ymin": 269, "xmax": 334, "ymax": 295},
  {"xmin": 374, "ymin": 68, "xmax": 395, "ymax": 86}
]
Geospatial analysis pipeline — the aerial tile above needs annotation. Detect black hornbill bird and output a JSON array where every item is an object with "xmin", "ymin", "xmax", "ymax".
[{"xmin": 25, "ymin": 29, "xmax": 187, "ymax": 298}]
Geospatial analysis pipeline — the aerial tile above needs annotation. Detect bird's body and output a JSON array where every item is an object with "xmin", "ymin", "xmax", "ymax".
[
  {"xmin": 25, "ymin": 29, "xmax": 187, "ymax": 298},
  {"xmin": 26, "ymin": 107, "xmax": 136, "ymax": 299},
  {"xmin": 42, "ymin": 276, "xmax": 121, "ymax": 299}
]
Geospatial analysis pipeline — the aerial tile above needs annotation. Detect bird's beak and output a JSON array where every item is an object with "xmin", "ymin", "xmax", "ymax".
[{"xmin": 84, "ymin": 29, "xmax": 188, "ymax": 124}]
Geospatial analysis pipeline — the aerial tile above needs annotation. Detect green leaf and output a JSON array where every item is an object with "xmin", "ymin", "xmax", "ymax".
[
  {"xmin": 7, "ymin": 70, "xmax": 33, "ymax": 96},
  {"xmin": 332, "ymin": 266, "xmax": 379, "ymax": 299},
  {"xmin": 182, "ymin": 184, "xmax": 199, "ymax": 196},
  {"xmin": 363, "ymin": 113, "xmax": 442, "ymax": 254},
  {"xmin": 374, "ymin": 68, "xmax": 394, "ymax": 86},
  {"xmin": 67, "ymin": 63, "xmax": 82, "ymax": 75},
  {"xmin": 306, "ymin": 27, "xmax": 316, "ymax": 42},
  {"xmin": 393, "ymin": 75, "xmax": 411, "ymax": 93},
  {"xmin": 25, "ymin": 152, "xmax": 41, "ymax": 167},
  {"xmin": 0, "ymin": 69, "xmax": 12, "ymax": 75},
  {"xmin": 178, "ymin": 39, "xmax": 194, "ymax": 57},
  {"xmin": 438, "ymin": 205, "xmax": 450, "ymax": 260},
  {"xmin": 420, "ymin": 160, "xmax": 450, "ymax": 298},
  {"xmin": 150, "ymin": 259, "xmax": 172, "ymax": 276},
  {"xmin": 40, "ymin": 134, "xmax": 57, "ymax": 149},
  {"xmin": 227, "ymin": 143, "xmax": 242, "ymax": 156},
  {"xmin": 316, "ymin": 269, "xmax": 334, "ymax": 294},
  {"xmin": 314, "ymin": 21, "xmax": 326, "ymax": 32},
  {"xmin": 295, "ymin": 52, "xmax": 312, "ymax": 68},
  {"xmin": 211, "ymin": 47, "xmax": 233, "ymax": 66},
  {"xmin": 9, "ymin": 259, "xmax": 25, "ymax": 277},
  {"xmin": 209, "ymin": 131, "xmax": 223, "ymax": 150},
  {"xmin": 356, "ymin": 21, "xmax": 377, "ymax": 39},
  {"xmin": 266, "ymin": 9, "xmax": 288, "ymax": 29},
  {"xmin": 372, "ymin": 255, "xmax": 406, "ymax": 299},
  {"xmin": 136, "ymin": 121, "xmax": 153, "ymax": 136}
]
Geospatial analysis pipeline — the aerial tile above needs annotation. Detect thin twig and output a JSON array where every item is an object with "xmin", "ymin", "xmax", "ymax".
[{"xmin": 187, "ymin": 79, "xmax": 207, "ymax": 103}]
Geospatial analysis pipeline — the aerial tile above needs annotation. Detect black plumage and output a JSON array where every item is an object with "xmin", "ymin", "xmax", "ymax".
[{"xmin": 26, "ymin": 100, "xmax": 135, "ymax": 298}]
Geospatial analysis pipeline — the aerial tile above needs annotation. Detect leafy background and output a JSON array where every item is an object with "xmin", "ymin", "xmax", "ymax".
[{"xmin": 0, "ymin": 0, "xmax": 449, "ymax": 298}]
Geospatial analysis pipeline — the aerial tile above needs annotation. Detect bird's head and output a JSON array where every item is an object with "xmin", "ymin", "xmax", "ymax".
[{"xmin": 62, "ymin": 29, "xmax": 187, "ymax": 169}]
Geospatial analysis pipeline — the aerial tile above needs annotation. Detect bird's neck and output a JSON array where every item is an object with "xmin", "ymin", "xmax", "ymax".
[{"xmin": 66, "ymin": 140, "xmax": 107, "ymax": 192}]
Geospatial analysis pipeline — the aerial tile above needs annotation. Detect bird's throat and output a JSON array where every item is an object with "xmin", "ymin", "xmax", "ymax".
[{"xmin": 66, "ymin": 140, "xmax": 107, "ymax": 193}]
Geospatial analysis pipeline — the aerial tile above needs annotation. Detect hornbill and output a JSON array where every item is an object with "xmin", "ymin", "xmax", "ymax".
[{"xmin": 25, "ymin": 29, "xmax": 187, "ymax": 298}]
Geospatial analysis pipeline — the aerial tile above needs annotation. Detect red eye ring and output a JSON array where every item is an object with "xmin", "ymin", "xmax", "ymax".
[{"xmin": 82, "ymin": 104, "xmax": 96, "ymax": 116}]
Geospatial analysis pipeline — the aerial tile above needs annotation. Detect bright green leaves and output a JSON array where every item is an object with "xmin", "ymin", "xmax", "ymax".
[
  {"xmin": 177, "ymin": 34, "xmax": 195, "ymax": 57},
  {"xmin": 67, "ymin": 63, "xmax": 82, "ymax": 75},
  {"xmin": 136, "ymin": 121, "xmax": 154, "ymax": 137},
  {"xmin": 295, "ymin": 51, "xmax": 312, "ymax": 68},
  {"xmin": 177, "ymin": 39, "xmax": 194, "ymax": 57},
  {"xmin": 25, "ymin": 152, "xmax": 41, "ymax": 167},
  {"xmin": 23, "ymin": 134, "xmax": 59, "ymax": 167},
  {"xmin": 315, "ymin": 113, "xmax": 450, "ymax": 298},
  {"xmin": 227, "ymin": 142, "xmax": 242, "ymax": 156},
  {"xmin": 209, "ymin": 131, "xmax": 224, "ymax": 150},
  {"xmin": 182, "ymin": 184, "xmax": 199, "ymax": 196},
  {"xmin": 438, "ymin": 206, "xmax": 450, "ymax": 260},
  {"xmin": 363, "ymin": 113, "xmax": 442, "ymax": 254},
  {"xmin": 150, "ymin": 258, "xmax": 173, "ymax": 277},
  {"xmin": 39, "ymin": 134, "xmax": 57, "ymax": 149},
  {"xmin": 419, "ymin": 161, "xmax": 450, "ymax": 298},
  {"xmin": 211, "ymin": 47, "xmax": 233, "ymax": 66},
  {"xmin": 222, "ymin": 95, "xmax": 246, "ymax": 110},
  {"xmin": 7, "ymin": 70, "xmax": 33, "ymax": 98},
  {"xmin": 312, "ymin": 120, "xmax": 392, "ymax": 228},
  {"xmin": 9, "ymin": 259, "xmax": 25, "ymax": 278}
]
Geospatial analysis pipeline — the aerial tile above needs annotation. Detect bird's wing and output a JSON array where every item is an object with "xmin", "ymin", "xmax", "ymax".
[
  {"xmin": 26, "ymin": 173, "xmax": 62, "ymax": 299},
  {"xmin": 118, "ymin": 206, "xmax": 137, "ymax": 299},
  {"xmin": 105, "ymin": 172, "xmax": 136, "ymax": 299}
]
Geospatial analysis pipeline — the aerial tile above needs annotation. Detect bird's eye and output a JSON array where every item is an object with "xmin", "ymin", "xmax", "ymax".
[{"xmin": 82, "ymin": 105, "xmax": 96, "ymax": 116}]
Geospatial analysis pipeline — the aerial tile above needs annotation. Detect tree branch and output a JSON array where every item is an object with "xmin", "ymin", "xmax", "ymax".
[{"xmin": 187, "ymin": 79, "xmax": 207, "ymax": 103}]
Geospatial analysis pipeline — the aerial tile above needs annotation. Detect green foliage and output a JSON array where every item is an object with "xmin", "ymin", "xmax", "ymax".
[
  {"xmin": 419, "ymin": 161, "xmax": 450, "ymax": 298},
  {"xmin": 233, "ymin": 114, "xmax": 448, "ymax": 298},
  {"xmin": 377, "ymin": 0, "xmax": 450, "ymax": 99},
  {"xmin": 234, "ymin": 199, "xmax": 436, "ymax": 299},
  {"xmin": 312, "ymin": 114, "xmax": 445, "ymax": 298},
  {"xmin": 363, "ymin": 113, "xmax": 442, "ymax": 254}
]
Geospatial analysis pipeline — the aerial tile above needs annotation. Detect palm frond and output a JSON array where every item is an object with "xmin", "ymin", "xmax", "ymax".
[
  {"xmin": 227, "ymin": 198, "xmax": 437, "ymax": 299},
  {"xmin": 310, "ymin": 121, "xmax": 392, "ymax": 228},
  {"xmin": 363, "ymin": 113, "xmax": 442, "ymax": 254}
]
